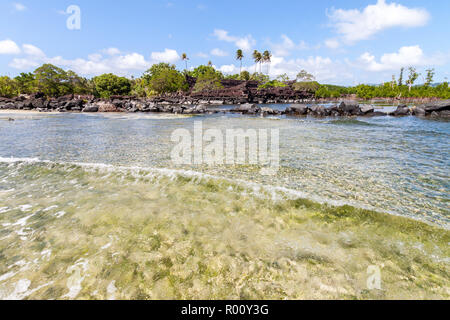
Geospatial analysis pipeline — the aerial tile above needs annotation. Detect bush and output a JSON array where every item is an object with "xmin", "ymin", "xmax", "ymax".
[
  {"xmin": 92, "ymin": 73, "xmax": 131, "ymax": 98},
  {"xmin": 0, "ymin": 76, "xmax": 18, "ymax": 98},
  {"xmin": 143, "ymin": 63, "xmax": 188, "ymax": 95}
]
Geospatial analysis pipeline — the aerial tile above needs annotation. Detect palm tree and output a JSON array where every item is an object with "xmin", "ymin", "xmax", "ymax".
[
  {"xmin": 252, "ymin": 50, "xmax": 262, "ymax": 73},
  {"xmin": 236, "ymin": 49, "xmax": 244, "ymax": 75},
  {"xmin": 262, "ymin": 50, "xmax": 272, "ymax": 76},
  {"xmin": 181, "ymin": 53, "xmax": 189, "ymax": 70}
]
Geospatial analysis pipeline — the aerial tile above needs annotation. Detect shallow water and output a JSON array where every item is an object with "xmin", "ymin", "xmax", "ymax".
[{"xmin": 0, "ymin": 108, "xmax": 449, "ymax": 299}]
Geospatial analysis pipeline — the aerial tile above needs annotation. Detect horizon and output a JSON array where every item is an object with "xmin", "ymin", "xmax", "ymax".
[{"xmin": 1, "ymin": 0, "xmax": 450, "ymax": 86}]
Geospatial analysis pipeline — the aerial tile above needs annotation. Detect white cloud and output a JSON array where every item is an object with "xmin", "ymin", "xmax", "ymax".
[
  {"xmin": 9, "ymin": 58, "xmax": 39, "ymax": 69},
  {"xmin": 324, "ymin": 38, "xmax": 340, "ymax": 49},
  {"xmin": 102, "ymin": 48, "xmax": 121, "ymax": 56},
  {"xmin": 218, "ymin": 64, "xmax": 239, "ymax": 74},
  {"xmin": 6, "ymin": 42, "xmax": 183, "ymax": 76},
  {"xmin": 150, "ymin": 48, "xmax": 180, "ymax": 63},
  {"xmin": 213, "ymin": 29, "xmax": 256, "ymax": 52},
  {"xmin": 0, "ymin": 39, "xmax": 21, "ymax": 54},
  {"xmin": 328, "ymin": 0, "xmax": 430, "ymax": 44},
  {"xmin": 270, "ymin": 35, "xmax": 308, "ymax": 57},
  {"xmin": 22, "ymin": 44, "xmax": 45, "ymax": 57},
  {"xmin": 357, "ymin": 45, "xmax": 445, "ymax": 72},
  {"xmin": 196, "ymin": 52, "xmax": 209, "ymax": 58},
  {"xmin": 13, "ymin": 3, "xmax": 26, "ymax": 11},
  {"xmin": 211, "ymin": 48, "xmax": 228, "ymax": 57}
]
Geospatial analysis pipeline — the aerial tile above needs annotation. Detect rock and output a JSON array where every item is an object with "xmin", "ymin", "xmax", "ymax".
[
  {"xmin": 285, "ymin": 104, "xmax": 308, "ymax": 115},
  {"xmin": 8, "ymin": 118, "xmax": 14, "ymax": 121},
  {"xmin": 392, "ymin": 105, "xmax": 411, "ymax": 116},
  {"xmin": 360, "ymin": 105, "xmax": 375, "ymax": 114},
  {"xmin": 421, "ymin": 100, "xmax": 450, "ymax": 113},
  {"xmin": 97, "ymin": 101, "xmax": 121, "ymax": 112},
  {"xmin": 308, "ymin": 105, "xmax": 328, "ymax": 116},
  {"xmin": 82, "ymin": 104, "xmax": 99, "ymax": 112},
  {"xmin": 231, "ymin": 103, "xmax": 260, "ymax": 114},
  {"xmin": 338, "ymin": 101, "xmax": 360, "ymax": 115},
  {"xmin": 412, "ymin": 106, "xmax": 426, "ymax": 116},
  {"xmin": 259, "ymin": 107, "xmax": 276, "ymax": 116}
]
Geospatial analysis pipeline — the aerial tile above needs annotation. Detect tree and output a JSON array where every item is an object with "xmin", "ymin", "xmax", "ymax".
[
  {"xmin": 236, "ymin": 49, "xmax": 244, "ymax": 74},
  {"xmin": 189, "ymin": 65, "xmax": 223, "ymax": 80},
  {"xmin": 398, "ymin": 67, "xmax": 404, "ymax": 86},
  {"xmin": 181, "ymin": 53, "xmax": 189, "ymax": 70},
  {"xmin": 252, "ymin": 50, "xmax": 262, "ymax": 73},
  {"xmin": 296, "ymin": 70, "xmax": 315, "ymax": 82},
  {"xmin": 276, "ymin": 74, "xmax": 290, "ymax": 82},
  {"xmin": 92, "ymin": 73, "xmax": 132, "ymax": 98},
  {"xmin": 0, "ymin": 76, "xmax": 18, "ymax": 98},
  {"xmin": 193, "ymin": 66, "xmax": 223, "ymax": 93},
  {"xmin": 33, "ymin": 64, "xmax": 72, "ymax": 97},
  {"xmin": 262, "ymin": 50, "xmax": 272, "ymax": 76},
  {"xmin": 14, "ymin": 72, "xmax": 36, "ymax": 95},
  {"xmin": 425, "ymin": 68, "xmax": 435, "ymax": 87},
  {"xmin": 207, "ymin": 60, "xmax": 213, "ymax": 67},
  {"xmin": 240, "ymin": 70, "xmax": 250, "ymax": 81},
  {"xmin": 406, "ymin": 67, "xmax": 419, "ymax": 92},
  {"xmin": 143, "ymin": 63, "xmax": 188, "ymax": 95}
]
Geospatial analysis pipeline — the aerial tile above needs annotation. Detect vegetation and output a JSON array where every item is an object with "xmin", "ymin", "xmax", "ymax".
[
  {"xmin": 92, "ymin": 73, "xmax": 131, "ymax": 98},
  {"xmin": 0, "ymin": 59, "xmax": 449, "ymax": 99}
]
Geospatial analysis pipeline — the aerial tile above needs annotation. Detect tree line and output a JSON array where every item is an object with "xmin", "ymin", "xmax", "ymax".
[{"xmin": 0, "ymin": 53, "xmax": 448, "ymax": 99}]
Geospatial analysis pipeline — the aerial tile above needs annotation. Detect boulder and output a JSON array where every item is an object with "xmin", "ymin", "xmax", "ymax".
[
  {"xmin": 231, "ymin": 103, "xmax": 260, "ymax": 114},
  {"xmin": 338, "ymin": 101, "xmax": 360, "ymax": 115},
  {"xmin": 82, "ymin": 104, "xmax": 99, "ymax": 112},
  {"xmin": 412, "ymin": 106, "xmax": 426, "ymax": 116},
  {"xmin": 285, "ymin": 104, "xmax": 308, "ymax": 115},
  {"xmin": 392, "ymin": 105, "xmax": 411, "ymax": 116},
  {"xmin": 421, "ymin": 100, "xmax": 450, "ymax": 113},
  {"xmin": 97, "ymin": 101, "xmax": 121, "ymax": 112},
  {"xmin": 360, "ymin": 105, "xmax": 375, "ymax": 114},
  {"xmin": 308, "ymin": 105, "xmax": 329, "ymax": 116}
]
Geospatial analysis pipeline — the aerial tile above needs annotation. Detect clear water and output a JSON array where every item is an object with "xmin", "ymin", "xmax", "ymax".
[{"xmin": 0, "ymin": 108, "xmax": 448, "ymax": 299}]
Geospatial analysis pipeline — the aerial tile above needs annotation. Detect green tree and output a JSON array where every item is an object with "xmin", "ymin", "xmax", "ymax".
[
  {"xmin": 92, "ymin": 73, "xmax": 132, "ymax": 98},
  {"xmin": 0, "ymin": 76, "xmax": 18, "ymax": 98},
  {"xmin": 425, "ymin": 68, "xmax": 435, "ymax": 87},
  {"xmin": 193, "ymin": 66, "xmax": 224, "ymax": 92},
  {"xmin": 252, "ymin": 50, "xmax": 262, "ymax": 73},
  {"xmin": 236, "ymin": 49, "xmax": 244, "ymax": 74},
  {"xmin": 14, "ymin": 72, "xmax": 36, "ymax": 95},
  {"xmin": 181, "ymin": 53, "xmax": 189, "ymax": 71},
  {"xmin": 406, "ymin": 67, "xmax": 419, "ymax": 92},
  {"xmin": 33, "ymin": 64, "xmax": 72, "ymax": 97},
  {"xmin": 276, "ymin": 73, "xmax": 290, "ymax": 82},
  {"xmin": 262, "ymin": 50, "xmax": 272, "ymax": 75},
  {"xmin": 143, "ymin": 63, "xmax": 188, "ymax": 95},
  {"xmin": 296, "ymin": 70, "xmax": 315, "ymax": 82},
  {"xmin": 240, "ymin": 70, "xmax": 250, "ymax": 81}
]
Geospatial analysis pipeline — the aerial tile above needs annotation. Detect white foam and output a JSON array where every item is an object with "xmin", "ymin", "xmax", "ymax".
[
  {"xmin": 63, "ymin": 258, "xmax": 89, "ymax": 299},
  {"xmin": 107, "ymin": 280, "xmax": 117, "ymax": 300},
  {"xmin": 54, "ymin": 211, "xmax": 66, "ymax": 218}
]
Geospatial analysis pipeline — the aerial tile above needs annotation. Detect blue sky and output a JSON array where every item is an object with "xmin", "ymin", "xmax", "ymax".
[{"xmin": 0, "ymin": 0, "xmax": 449, "ymax": 85}]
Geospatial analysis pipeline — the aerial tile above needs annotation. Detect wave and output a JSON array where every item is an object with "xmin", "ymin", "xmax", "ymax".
[
  {"xmin": 0, "ymin": 156, "xmax": 447, "ymax": 230},
  {"xmin": 326, "ymin": 119, "xmax": 380, "ymax": 127}
]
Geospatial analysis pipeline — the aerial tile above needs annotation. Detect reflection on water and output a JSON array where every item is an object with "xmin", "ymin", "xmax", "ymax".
[{"xmin": 0, "ymin": 107, "xmax": 449, "ymax": 299}]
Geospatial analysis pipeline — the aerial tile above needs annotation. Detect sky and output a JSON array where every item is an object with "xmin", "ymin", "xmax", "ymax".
[{"xmin": 0, "ymin": 0, "xmax": 449, "ymax": 85}]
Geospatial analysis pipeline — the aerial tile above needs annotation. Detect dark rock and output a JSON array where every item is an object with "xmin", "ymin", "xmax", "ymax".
[
  {"xmin": 421, "ymin": 100, "xmax": 450, "ymax": 113},
  {"xmin": 338, "ymin": 101, "xmax": 360, "ymax": 116},
  {"xmin": 285, "ymin": 104, "xmax": 308, "ymax": 115},
  {"xmin": 392, "ymin": 105, "xmax": 411, "ymax": 116},
  {"xmin": 308, "ymin": 105, "xmax": 328, "ymax": 116},
  {"xmin": 231, "ymin": 103, "xmax": 260, "ymax": 114},
  {"xmin": 412, "ymin": 106, "xmax": 426, "ymax": 116},
  {"xmin": 82, "ymin": 104, "xmax": 99, "ymax": 112}
]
